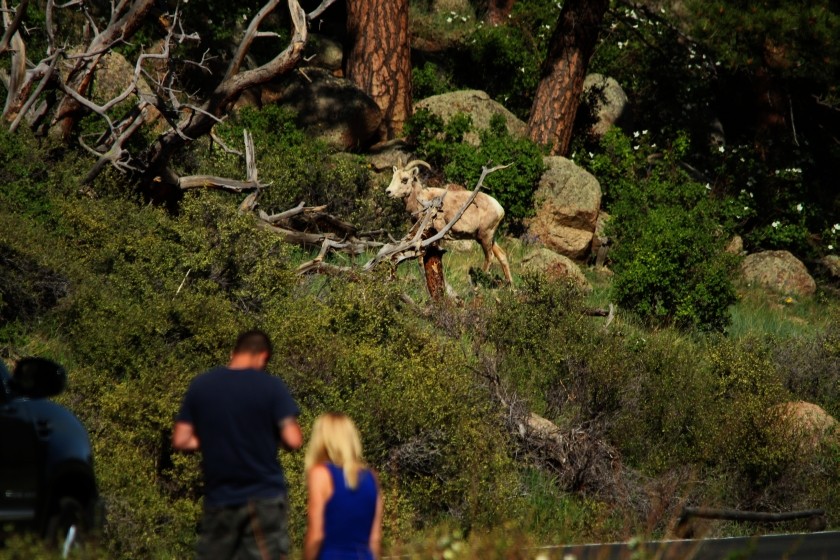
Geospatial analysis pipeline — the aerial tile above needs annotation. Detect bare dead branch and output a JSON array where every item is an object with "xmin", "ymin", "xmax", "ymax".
[
  {"xmin": 176, "ymin": 176, "xmax": 260, "ymax": 193},
  {"xmin": 306, "ymin": 0, "xmax": 340, "ymax": 21},
  {"xmin": 2, "ymin": 0, "xmax": 27, "ymax": 118},
  {"xmin": 9, "ymin": 51, "xmax": 60, "ymax": 132},
  {"xmin": 224, "ymin": 0, "xmax": 282, "ymax": 80},
  {"xmin": 0, "ymin": 0, "xmax": 28, "ymax": 55},
  {"xmin": 210, "ymin": 129, "xmax": 244, "ymax": 156},
  {"xmin": 244, "ymin": 129, "xmax": 258, "ymax": 183}
]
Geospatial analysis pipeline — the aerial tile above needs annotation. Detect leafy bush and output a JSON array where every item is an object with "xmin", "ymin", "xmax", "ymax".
[
  {"xmin": 412, "ymin": 61, "xmax": 455, "ymax": 99},
  {"xmin": 585, "ymin": 130, "xmax": 737, "ymax": 331},
  {"xmin": 182, "ymin": 106, "xmax": 400, "ymax": 232},
  {"xmin": 405, "ymin": 109, "xmax": 545, "ymax": 232}
]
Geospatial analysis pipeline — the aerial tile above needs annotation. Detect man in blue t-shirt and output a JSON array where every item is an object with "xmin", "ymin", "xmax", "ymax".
[{"xmin": 173, "ymin": 330, "xmax": 302, "ymax": 560}]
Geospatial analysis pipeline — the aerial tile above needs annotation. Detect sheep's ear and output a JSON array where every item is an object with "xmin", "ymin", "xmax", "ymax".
[{"xmin": 393, "ymin": 165, "xmax": 398, "ymax": 173}]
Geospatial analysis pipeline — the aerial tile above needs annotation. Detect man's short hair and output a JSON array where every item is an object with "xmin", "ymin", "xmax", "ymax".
[{"xmin": 233, "ymin": 330, "xmax": 273, "ymax": 358}]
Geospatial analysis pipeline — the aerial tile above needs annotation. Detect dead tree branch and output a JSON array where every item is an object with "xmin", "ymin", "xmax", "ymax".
[{"xmin": 293, "ymin": 164, "xmax": 510, "ymax": 297}]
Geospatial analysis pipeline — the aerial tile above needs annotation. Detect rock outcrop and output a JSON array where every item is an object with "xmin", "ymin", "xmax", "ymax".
[
  {"xmin": 414, "ymin": 90, "xmax": 528, "ymax": 145},
  {"xmin": 581, "ymin": 74, "xmax": 630, "ymax": 138},
  {"xmin": 772, "ymin": 401, "xmax": 838, "ymax": 454},
  {"xmin": 521, "ymin": 248, "xmax": 591, "ymax": 291},
  {"xmin": 740, "ymin": 250, "xmax": 816, "ymax": 296},
  {"xmin": 255, "ymin": 67, "xmax": 383, "ymax": 151},
  {"xmin": 821, "ymin": 254, "xmax": 840, "ymax": 280},
  {"xmin": 527, "ymin": 156, "xmax": 602, "ymax": 260}
]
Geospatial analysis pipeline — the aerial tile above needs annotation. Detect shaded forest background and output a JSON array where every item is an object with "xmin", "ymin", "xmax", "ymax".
[{"xmin": 2, "ymin": 0, "xmax": 840, "ymax": 558}]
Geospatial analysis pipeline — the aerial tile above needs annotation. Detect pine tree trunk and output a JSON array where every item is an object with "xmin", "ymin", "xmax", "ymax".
[
  {"xmin": 345, "ymin": 0, "xmax": 412, "ymax": 140},
  {"xmin": 527, "ymin": 0, "xmax": 609, "ymax": 155},
  {"xmin": 487, "ymin": 0, "xmax": 515, "ymax": 24}
]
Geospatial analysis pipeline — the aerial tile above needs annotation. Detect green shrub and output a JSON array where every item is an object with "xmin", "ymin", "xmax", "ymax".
[
  {"xmin": 586, "ymin": 130, "xmax": 737, "ymax": 331},
  {"xmin": 182, "ymin": 106, "xmax": 399, "ymax": 232},
  {"xmin": 405, "ymin": 110, "xmax": 545, "ymax": 232},
  {"xmin": 412, "ymin": 61, "xmax": 455, "ymax": 99}
]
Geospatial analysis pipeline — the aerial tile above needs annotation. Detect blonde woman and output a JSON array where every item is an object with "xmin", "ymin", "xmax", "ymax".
[{"xmin": 304, "ymin": 413, "xmax": 383, "ymax": 560}]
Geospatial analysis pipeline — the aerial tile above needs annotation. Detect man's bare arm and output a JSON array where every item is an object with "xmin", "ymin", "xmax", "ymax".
[
  {"xmin": 172, "ymin": 421, "xmax": 200, "ymax": 451},
  {"xmin": 279, "ymin": 417, "xmax": 303, "ymax": 451}
]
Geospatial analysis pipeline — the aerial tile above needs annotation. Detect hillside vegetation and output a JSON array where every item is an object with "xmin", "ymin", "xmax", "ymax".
[{"xmin": 2, "ymin": 0, "xmax": 839, "ymax": 558}]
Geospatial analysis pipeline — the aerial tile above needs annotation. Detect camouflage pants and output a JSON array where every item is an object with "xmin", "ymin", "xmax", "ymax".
[{"xmin": 196, "ymin": 495, "xmax": 290, "ymax": 560}]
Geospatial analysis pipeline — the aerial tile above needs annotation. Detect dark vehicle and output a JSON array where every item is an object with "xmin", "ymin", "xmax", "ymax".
[{"xmin": 0, "ymin": 357, "xmax": 101, "ymax": 549}]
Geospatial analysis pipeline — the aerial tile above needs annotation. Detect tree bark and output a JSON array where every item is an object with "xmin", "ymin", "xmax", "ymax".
[
  {"xmin": 422, "ymin": 245, "xmax": 446, "ymax": 301},
  {"xmin": 527, "ymin": 0, "xmax": 608, "ymax": 155},
  {"xmin": 345, "ymin": 0, "xmax": 411, "ymax": 140},
  {"xmin": 487, "ymin": 0, "xmax": 515, "ymax": 25}
]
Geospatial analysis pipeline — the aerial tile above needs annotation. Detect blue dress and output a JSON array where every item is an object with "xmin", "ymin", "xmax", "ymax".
[{"xmin": 319, "ymin": 463, "xmax": 379, "ymax": 560}]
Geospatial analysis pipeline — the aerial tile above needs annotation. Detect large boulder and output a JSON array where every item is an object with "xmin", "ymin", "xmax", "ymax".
[
  {"xmin": 591, "ymin": 211, "xmax": 611, "ymax": 266},
  {"xmin": 741, "ymin": 250, "xmax": 816, "ymax": 296},
  {"xmin": 521, "ymin": 248, "xmax": 591, "ymax": 291},
  {"xmin": 772, "ymin": 401, "xmax": 838, "ymax": 454},
  {"xmin": 80, "ymin": 52, "xmax": 160, "ymax": 125},
  {"xmin": 527, "ymin": 156, "xmax": 602, "ymax": 260},
  {"xmin": 581, "ymin": 74, "xmax": 630, "ymax": 138},
  {"xmin": 254, "ymin": 67, "xmax": 383, "ymax": 151},
  {"xmin": 821, "ymin": 255, "xmax": 840, "ymax": 280},
  {"xmin": 415, "ymin": 90, "xmax": 528, "ymax": 145},
  {"xmin": 303, "ymin": 34, "xmax": 343, "ymax": 73}
]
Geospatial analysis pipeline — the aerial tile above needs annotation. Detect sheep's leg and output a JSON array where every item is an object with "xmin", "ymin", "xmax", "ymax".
[
  {"xmin": 492, "ymin": 242, "xmax": 513, "ymax": 285},
  {"xmin": 480, "ymin": 239, "xmax": 494, "ymax": 273}
]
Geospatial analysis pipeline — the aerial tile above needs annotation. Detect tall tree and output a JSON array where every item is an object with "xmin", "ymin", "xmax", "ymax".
[
  {"xmin": 345, "ymin": 0, "xmax": 411, "ymax": 140},
  {"xmin": 527, "ymin": 0, "xmax": 609, "ymax": 155}
]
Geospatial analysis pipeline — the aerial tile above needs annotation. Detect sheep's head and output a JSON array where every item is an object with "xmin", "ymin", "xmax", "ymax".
[{"xmin": 386, "ymin": 159, "xmax": 431, "ymax": 199}]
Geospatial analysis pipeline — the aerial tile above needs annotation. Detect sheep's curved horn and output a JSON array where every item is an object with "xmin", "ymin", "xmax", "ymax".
[{"xmin": 404, "ymin": 160, "xmax": 432, "ymax": 171}]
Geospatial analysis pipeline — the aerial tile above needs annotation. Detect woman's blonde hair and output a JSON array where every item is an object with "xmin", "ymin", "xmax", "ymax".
[{"xmin": 304, "ymin": 412, "xmax": 366, "ymax": 489}]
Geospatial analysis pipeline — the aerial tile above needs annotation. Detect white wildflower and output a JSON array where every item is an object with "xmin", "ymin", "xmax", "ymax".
[
  {"xmin": 828, "ymin": 245, "xmax": 834, "ymax": 251},
  {"xmin": 772, "ymin": 221, "xmax": 781, "ymax": 228},
  {"xmin": 704, "ymin": 183, "xmax": 711, "ymax": 190},
  {"xmin": 718, "ymin": 146, "xmax": 725, "ymax": 153},
  {"xmin": 446, "ymin": 17, "xmax": 452, "ymax": 23},
  {"xmin": 633, "ymin": 131, "xmax": 640, "ymax": 138},
  {"xmin": 796, "ymin": 203, "xmax": 803, "ymax": 212},
  {"xmin": 633, "ymin": 145, "xmax": 640, "ymax": 150},
  {"xmin": 833, "ymin": 223, "xmax": 840, "ymax": 231}
]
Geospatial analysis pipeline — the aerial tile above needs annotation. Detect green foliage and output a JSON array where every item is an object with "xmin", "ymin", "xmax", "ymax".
[
  {"xmin": 584, "ymin": 130, "xmax": 737, "ymax": 331},
  {"xmin": 687, "ymin": 0, "xmax": 840, "ymax": 86},
  {"xmin": 412, "ymin": 62, "xmax": 456, "ymax": 99},
  {"xmin": 183, "ymin": 106, "xmax": 400, "ymax": 233},
  {"xmin": 705, "ymin": 338, "xmax": 792, "ymax": 486},
  {"xmin": 453, "ymin": 24, "xmax": 541, "ymax": 119},
  {"xmin": 405, "ymin": 110, "xmax": 545, "ymax": 231}
]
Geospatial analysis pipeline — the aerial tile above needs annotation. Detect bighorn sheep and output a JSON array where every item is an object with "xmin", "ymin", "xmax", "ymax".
[{"xmin": 386, "ymin": 160, "xmax": 513, "ymax": 284}]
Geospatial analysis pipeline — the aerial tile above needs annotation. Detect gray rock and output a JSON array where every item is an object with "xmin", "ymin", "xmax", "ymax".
[
  {"xmin": 527, "ymin": 156, "xmax": 602, "ymax": 260},
  {"xmin": 592, "ymin": 211, "xmax": 611, "ymax": 266},
  {"xmin": 415, "ymin": 90, "xmax": 528, "ymax": 146},
  {"xmin": 259, "ymin": 67, "xmax": 383, "ymax": 151},
  {"xmin": 741, "ymin": 250, "xmax": 816, "ymax": 296},
  {"xmin": 821, "ymin": 255, "xmax": 840, "ymax": 280},
  {"xmin": 581, "ymin": 74, "xmax": 629, "ymax": 138},
  {"xmin": 87, "ymin": 52, "xmax": 160, "ymax": 125},
  {"xmin": 725, "ymin": 235, "xmax": 744, "ymax": 255},
  {"xmin": 304, "ymin": 34, "xmax": 343, "ymax": 72},
  {"xmin": 521, "ymin": 248, "xmax": 591, "ymax": 291}
]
